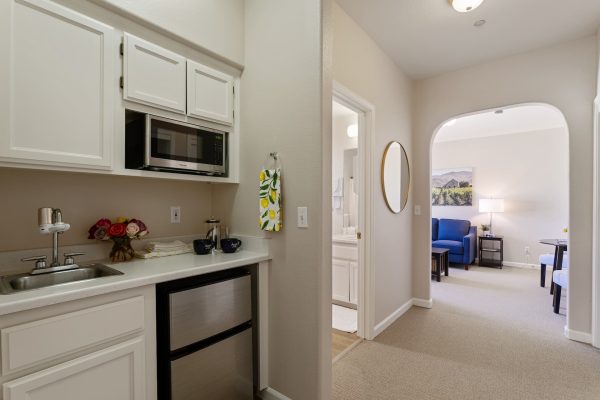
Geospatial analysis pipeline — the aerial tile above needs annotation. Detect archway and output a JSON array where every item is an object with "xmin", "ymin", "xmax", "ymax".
[{"xmin": 428, "ymin": 102, "xmax": 570, "ymax": 330}]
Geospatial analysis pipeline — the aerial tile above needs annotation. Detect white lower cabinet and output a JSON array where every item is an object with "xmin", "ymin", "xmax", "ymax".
[
  {"xmin": 3, "ymin": 338, "xmax": 145, "ymax": 400},
  {"xmin": 0, "ymin": 287, "xmax": 156, "ymax": 400},
  {"xmin": 349, "ymin": 261, "xmax": 358, "ymax": 305},
  {"xmin": 332, "ymin": 259, "xmax": 350, "ymax": 303},
  {"xmin": 332, "ymin": 243, "xmax": 359, "ymax": 306}
]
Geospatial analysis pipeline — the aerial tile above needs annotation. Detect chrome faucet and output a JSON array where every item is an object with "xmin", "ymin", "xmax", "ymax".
[{"xmin": 21, "ymin": 208, "xmax": 84, "ymax": 275}]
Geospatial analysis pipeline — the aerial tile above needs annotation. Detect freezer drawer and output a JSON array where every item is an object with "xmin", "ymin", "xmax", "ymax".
[
  {"xmin": 169, "ymin": 275, "xmax": 251, "ymax": 350},
  {"xmin": 171, "ymin": 328, "xmax": 253, "ymax": 400}
]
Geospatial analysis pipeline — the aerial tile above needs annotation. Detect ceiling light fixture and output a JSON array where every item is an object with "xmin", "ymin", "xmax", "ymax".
[
  {"xmin": 494, "ymin": 109, "xmax": 504, "ymax": 114},
  {"xmin": 448, "ymin": 0, "xmax": 484, "ymax": 13},
  {"xmin": 347, "ymin": 124, "xmax": 358, "ymax": 138},
  {"xmin": 473, "ymin": 19, "xmax": 486, "ymax": 27}
]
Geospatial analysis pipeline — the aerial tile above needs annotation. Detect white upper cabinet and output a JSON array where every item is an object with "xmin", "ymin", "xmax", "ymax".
[
  {"xmin": 187, "ymin": 60, "xmax": 234, "ymax": 126},
  {"xmin": 0, "ymin": 0, "xmax": 116, "ymax": 169},
  {"xmin": 123, "ymin": 33, "xmax": 186, "ymax": 114}
]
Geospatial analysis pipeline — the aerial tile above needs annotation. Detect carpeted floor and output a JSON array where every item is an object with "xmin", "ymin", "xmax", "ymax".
[{"xmin": 332, "ymin": 266, "xmax": 600, "ymax": 400}]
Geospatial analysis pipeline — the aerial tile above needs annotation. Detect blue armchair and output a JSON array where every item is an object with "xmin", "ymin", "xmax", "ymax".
[{"xmin": 432, "ymin": 218, "xmax": 477, "ymax": 270}]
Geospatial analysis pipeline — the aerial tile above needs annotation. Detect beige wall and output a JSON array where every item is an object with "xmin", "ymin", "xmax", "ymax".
[
  {"xmin": 413, "ymin": 36, "xmax": 597, "ymax": 335},
  {"xmin": 332, "ymin": 4, "xmax": 414, "ymax": 326},
  {"xmin": 212, "ymin": 0, "xmax": 329, "ymax": 398},
  {"xmin": 432, "ymin": 128, "xmax": 569, "ymax": 265},
  {"xmin": 0, "ymin": 168, "xmax": 212, "ymax": 252},
  {"xmin": 92, "ymin": 0, "xmax": 244, "ymax": 66}
]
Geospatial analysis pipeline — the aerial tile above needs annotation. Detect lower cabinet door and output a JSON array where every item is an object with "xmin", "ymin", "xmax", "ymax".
[
  {"xmin": 349, "ymin": 261, "xmax": 359, "ymax": 305},
  {"xmin": 171, "ymin": 328, "xmax": 253, "ymax": 400},
  {"xmin": 3, "ymin": 338, "xmax": 145, "ymax": 400},
  {"xmin": 332, "ymin": 259, "xmax": 350, "ymax": 303}
]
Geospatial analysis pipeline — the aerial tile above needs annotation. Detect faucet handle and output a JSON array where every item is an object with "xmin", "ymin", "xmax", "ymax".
[
  {"xmin": 63, "ymin": 252, "xmax": 85, "ymax": 266},
  {"xmin": 21, "ymin": 255, "xmax": 47, "ymax": 269}
]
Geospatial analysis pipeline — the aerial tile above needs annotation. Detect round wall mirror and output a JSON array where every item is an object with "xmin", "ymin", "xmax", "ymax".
[{"xmin": 381, "ymin": 141, "xmax": 410, "ymax": 213}]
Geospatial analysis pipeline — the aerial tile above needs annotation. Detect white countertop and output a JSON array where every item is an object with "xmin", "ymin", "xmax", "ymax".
[
  {"xmin": 0, "ymin": 249, "xmax": 270, "ymax": 316},
  {"xmin": 332, "ymin": 234, "xmax": 358, "ymax": 245}
]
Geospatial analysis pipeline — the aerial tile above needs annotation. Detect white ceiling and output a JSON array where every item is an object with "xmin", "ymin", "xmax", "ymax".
[
  {"xmin": 435, "ymin": 104, "xmax": 567, "ymax": 143},
  {"xmin": 336, "ymin": 0, "xmax": 600, "ymax": 79}
]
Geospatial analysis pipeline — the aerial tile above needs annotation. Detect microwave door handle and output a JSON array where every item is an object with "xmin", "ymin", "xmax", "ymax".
[{"xmin": 145, "ymin": 114, "xmax": 151, "ymax": 165}]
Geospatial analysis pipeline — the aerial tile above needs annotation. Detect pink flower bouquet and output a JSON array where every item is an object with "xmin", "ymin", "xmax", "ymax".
[{"xmin": 88, "ymin": 217, "xmax": 149, "ymax": 262}]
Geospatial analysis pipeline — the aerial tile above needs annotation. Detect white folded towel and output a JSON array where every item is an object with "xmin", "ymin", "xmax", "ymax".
[
  {"xmin": 135, "ymin": 242, "xmax": 193, "ymax": 259},
  {"xmin": 145, "ymin": 240, "xmax": 189, "ymax": 252}
]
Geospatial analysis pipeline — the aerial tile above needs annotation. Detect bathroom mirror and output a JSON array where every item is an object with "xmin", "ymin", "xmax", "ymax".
[{"xmin": 381, "ymin": 141, "xmax": 410, "ymax": 213}]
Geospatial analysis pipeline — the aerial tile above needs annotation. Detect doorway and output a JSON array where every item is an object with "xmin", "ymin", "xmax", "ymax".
[
  {"xmin": 331, "ymin": 83, "xmax": 374, "ymax": 360},
  {"xmin": 331, "ymin": 99, "xmax": 361, "ymax": 359}
]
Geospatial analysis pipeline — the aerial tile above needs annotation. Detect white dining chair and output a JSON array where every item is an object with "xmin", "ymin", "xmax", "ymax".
[
  {"xmin": 539, "ymin": 252, "xmax": 568, "ymax": 292},
  {"xmin": 553, "ymin": 268, "xmax": 568, "ymax": 314}
]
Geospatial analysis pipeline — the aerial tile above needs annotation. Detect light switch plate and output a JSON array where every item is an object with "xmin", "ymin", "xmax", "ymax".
[
  {"xmin": 170, "ymin": 206, "xmax": 181, "ymax": 223},
  {"xmin": 297, "ymin": 206, "xmax": 308, "ymax": 228}
]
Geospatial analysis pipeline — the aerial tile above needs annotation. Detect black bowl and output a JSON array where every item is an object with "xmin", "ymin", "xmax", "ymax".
[
  {"xmin": 221, "ymin": 238, "xmax": 242, "ymax": 253},
  {"xmin": 193, "ymin": 239, "xmax": 214, "ymax": 255}
]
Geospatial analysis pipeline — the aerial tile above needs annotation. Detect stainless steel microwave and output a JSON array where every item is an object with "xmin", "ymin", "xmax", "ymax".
[{"xmin": 125, "ymin": 111, "xmax": 227, "ymax": 176}]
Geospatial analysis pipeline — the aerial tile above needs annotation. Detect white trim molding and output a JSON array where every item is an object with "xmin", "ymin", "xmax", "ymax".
[
  {"xmin": 592, "ymin": 96, "xmax": 600, "ymax": 348},
  {"xmin": 261, "ymin": 387, "xmax": 292, "ymax": 400},
  {"xmin": 413, "ymin": 298, "xmax": 433, "ymax": 309},
  {"xmin": 502, "ymin": 261, "xmax": 539, "ymax": 269},
  {"xmin": 373, "ymin": 299, "xmax": 413, "ymax": 337},
  {"xmin": 564, "ymin": 325, "xmax": 592, "ymax": 344},
  {"xmin": 372, "ymin": 297, "xmax": 434, "ymax": 337}
]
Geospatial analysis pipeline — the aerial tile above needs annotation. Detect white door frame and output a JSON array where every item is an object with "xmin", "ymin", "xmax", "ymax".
[
  {"xmin": 593, "ymin": 96, "xmax": 600, "ymax": 348},
  {"xmin": 333, "ymin": 81, "xmax": 375, "ymax": 340}
]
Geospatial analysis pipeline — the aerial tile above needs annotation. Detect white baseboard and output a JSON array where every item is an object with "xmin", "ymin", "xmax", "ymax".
[
  {"xmin": 564, "ymin": 325, "xmax": 593, "ymax": 344},
  {"xmin": 261, "ymin": 387, "xmax": 292, "ymax": 400},
  {"xmin": 503, "ymin": 261, "xmax": 539, "ymax": 269},
  {"xmin": 413, "ymin": 297, "xmax": 433, "ymax": 308},
  {"xmin": 373, "ymin": 298, "xmax": 413, "ymax": 337}
]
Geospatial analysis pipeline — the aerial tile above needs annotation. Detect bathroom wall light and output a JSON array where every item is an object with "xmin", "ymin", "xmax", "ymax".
[
  {"xmin": 448, "ymin": 0, "xmax": 484, "ymax": 13},
  {"xmin": 347, "ymin": 124, "xmax": 358, "ymax": 138}
]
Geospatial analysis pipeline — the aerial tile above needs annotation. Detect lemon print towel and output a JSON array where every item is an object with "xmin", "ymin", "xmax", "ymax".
[{"xmin": 259, "ymin": 168, "xmax": 282, "ymax": 231}]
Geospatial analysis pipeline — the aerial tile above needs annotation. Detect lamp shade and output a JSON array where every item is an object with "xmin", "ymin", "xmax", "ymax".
[{"xmin": 479, "ymin": 198, "xmax": 504, "ymax": 213}]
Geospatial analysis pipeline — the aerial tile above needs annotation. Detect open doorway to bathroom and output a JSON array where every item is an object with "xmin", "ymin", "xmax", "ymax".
[{"xmin": 331, "ymin": 99, "xmax": 362, "ymax": 360}]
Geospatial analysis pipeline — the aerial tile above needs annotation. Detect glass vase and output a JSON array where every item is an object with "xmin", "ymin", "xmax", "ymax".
[{"xmin": 109, "ymin": 237, "xmax": 134, "ymax": 262}]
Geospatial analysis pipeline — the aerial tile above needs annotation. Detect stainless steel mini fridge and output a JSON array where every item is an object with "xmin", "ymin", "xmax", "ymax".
[{"xmin": 156, "ymin": 267, "xmax": 257, "ymax": 400}]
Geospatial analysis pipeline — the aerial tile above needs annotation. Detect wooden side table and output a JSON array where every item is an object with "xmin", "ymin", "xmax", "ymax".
[
  {"xmin": 478, "ymin": 236, "xmax": 503, "ymax": 268},
  {"xmin": 431, "ymin": 247, "xmax": 449, "ymax": 282}
]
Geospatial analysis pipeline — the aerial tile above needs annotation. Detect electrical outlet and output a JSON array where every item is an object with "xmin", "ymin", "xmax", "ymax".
[
  {"xmin": 170, "ymin": 206, "xmax": 181, "ymax": 223},
  {"xmin": 525, "ymin": 246, "xmax": 530, "ymax": 256},
  {"xmin": 414, "ymin": 205, "xmax": 422, "ymax": 216},
  {"xmin": 297, "ymin": 206, "xmax": 308, "ymax": 228}
]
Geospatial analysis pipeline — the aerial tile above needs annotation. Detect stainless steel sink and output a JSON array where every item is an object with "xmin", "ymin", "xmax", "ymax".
[{"xmin": 0, "ymin": 264, "xmax": 123, "ymax": 295}]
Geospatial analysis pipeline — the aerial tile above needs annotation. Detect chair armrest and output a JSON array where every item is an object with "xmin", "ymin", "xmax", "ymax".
[{"xmin": 463, "ymin": 228, "xmax": 477, "ymax": 263}]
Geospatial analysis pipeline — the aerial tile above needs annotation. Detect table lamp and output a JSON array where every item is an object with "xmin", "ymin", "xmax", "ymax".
[{"xmin": 479, "ymin": 198, "xmax": 504, "ymax": 237}]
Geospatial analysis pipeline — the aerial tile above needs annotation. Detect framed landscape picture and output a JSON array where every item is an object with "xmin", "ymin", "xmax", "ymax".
[{"xmin": 432, "ymin": 168, "xmax": 473, "ymax": 206}]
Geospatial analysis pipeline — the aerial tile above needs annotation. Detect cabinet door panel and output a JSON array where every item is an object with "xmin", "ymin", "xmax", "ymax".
[
  {"xmin": 187, "ymin": 60, "xmax": 234, "ymax": 125},
  {"xmin": 0, "ymin": 0, "xmax": 115, "ymax": 168},
  {"xmin": 332, "ymin": 259, "xmax": 350, "ymax": 303},
  {"xmin": 3, "ymin": 338, "xmax": 145, "ymax": 400},
  {"xmin": 349, "ymin": 261, "xmax": 359, "ymax": 305},
  {"xmin": 123, "ymin": 33, "xmax": 186, "ymax": 113}
]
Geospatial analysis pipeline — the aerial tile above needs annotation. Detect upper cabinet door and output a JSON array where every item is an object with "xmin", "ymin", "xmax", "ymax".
[
  {"xmin": 187, "ymin": 60, "xmax": 234, "ymax": 126},
  {"xmin": 123, "ymin": 33, "xmax": 186, "ymax": 113},
  {"xmin": 0, "ymin": 0, "xmax": 116, "ymax": 169}
]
